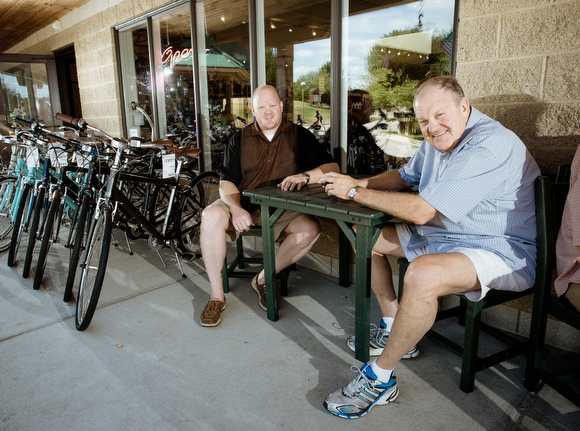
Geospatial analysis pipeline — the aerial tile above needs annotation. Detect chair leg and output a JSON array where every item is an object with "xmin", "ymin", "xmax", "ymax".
[
  {"xmin": 236, "ymin": 236, "xmax": 245, "ymax": 269},
  {"xmin": 460, "ymin": 300, "xmax": 483, "ymax": 393},
  {"xmin": 397, "ymin": 258, "xmax": 408, "ymax": 299},
  {"xmin": 524, "ymin": 293, "xmax": 550, "ymax": 391},
  {"xmin": 222, "ymin": 257, "xmax": 230, "ymax": 293},
  {"xmin": 280, "ymin": 267, "xmax": 290, "ymax": 296}
]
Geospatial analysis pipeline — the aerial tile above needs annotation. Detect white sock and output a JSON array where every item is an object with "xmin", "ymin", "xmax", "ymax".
[
  {"xmin": 369, "ymin": 360, "xmax": 393, "ymax": 382},
  {"xmin": 381, "ymin": 317, "xmax": 395, "ymax": 332}
]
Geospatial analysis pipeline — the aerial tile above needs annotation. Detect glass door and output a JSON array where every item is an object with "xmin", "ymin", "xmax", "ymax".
[
  {"xmin": 0, "ymin": 54, "xmax": 61, "ymax": 127},
  {"xmin": 195, "ymin": 0, "xmax": 251, "ymax": 172},
  {"xmin": 264, "ymin": 0, "xmax": 331, "ymax": 141},
  {"xmin": 118, "ymin": 21, "xmax": 155, "ymax": 141}
]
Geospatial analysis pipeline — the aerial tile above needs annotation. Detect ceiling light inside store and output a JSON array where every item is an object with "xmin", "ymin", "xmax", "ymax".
[{"xmin": 221, "ymin": 16, "xmax": 225, "ymax": 22}]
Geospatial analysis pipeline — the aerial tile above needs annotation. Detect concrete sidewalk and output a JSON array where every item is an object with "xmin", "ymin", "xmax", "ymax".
[{"xmin": 1, "ymin": 235, "xmax": 579, "ymax": 430}]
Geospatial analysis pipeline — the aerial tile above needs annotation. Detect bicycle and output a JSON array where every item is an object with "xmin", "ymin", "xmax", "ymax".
[
  {"xmin": 6, "ymin": 125, "xmax": 48, "ymax": 268},
  {"xmin": 56, "ymin": 113, "xmax": 220, "ymax": 330}
]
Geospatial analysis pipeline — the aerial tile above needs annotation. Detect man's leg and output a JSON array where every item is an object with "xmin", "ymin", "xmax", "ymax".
[
  {"xmin": 369, "ymin": 224, "xmax": 406, "ymax": 318},
  {"xmin": 254, "ymin": 214, "xmax": 321, "ymax": 284},
  {"xmin": 375, "ymin": 252, "xmax": 480, "ymax": 370},
  {"xmin": 325, "ymin": 251, "xmax": 480, "ymax": 419},
  {"xmin": 347, "ymin": 223, "xmax": 417, "ymax": 357},
  {"xmin": 199, "ymin": 204, "xmax": 233, "ymax": 326}
]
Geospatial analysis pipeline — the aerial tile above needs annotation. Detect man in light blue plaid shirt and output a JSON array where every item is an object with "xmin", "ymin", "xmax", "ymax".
[{"xmin": 320, "ymin": 76, "xmax": 541, "ymax": 419}]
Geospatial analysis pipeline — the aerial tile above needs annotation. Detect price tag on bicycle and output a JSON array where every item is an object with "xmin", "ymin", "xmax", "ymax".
[
  {"xmin": 162, "ymin": 153, "xmax": 176, "ymax": 179},
  {"xmin": 27, "ymin": 147, "xmax": 40, "ymax": 169},
  {"xmin": 74, "ymin": 152, "xmax": 91, "ymax": 168},
  {"xmin": 49, "ymin": 143, "xmax": 68, "ymax": 171}
]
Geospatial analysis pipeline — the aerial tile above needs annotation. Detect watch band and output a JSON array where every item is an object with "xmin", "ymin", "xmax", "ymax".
[{"xmin": 301, "ymin": 172, "xmax": 310, "ymax": 184}]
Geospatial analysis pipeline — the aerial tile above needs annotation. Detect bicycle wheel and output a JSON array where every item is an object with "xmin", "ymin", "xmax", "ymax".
[
  {"xmin": 33, "ymin": 194, "xmax": 61, "ymax": 290},
  {"xmin": 119, "ymin": 180, "xmax": 148, "ymax": 240},
  {"xmin": 0, "ymin": 176, "xmax": 17, "ymax": 252},
  {"xmin": 64, "ymin": 193, "xmax": 91, "ymax": 302},
  {"xmin": 175, "ymin": 171, "xmax": 220, "ymax": 256},
  {"xmin": 148, "ymin": 170, "xmax": 195, "ymax": 230},
  {"xmin": 7, "ymin": 182, "xmax": 32, "ymax": 267},
  {"xmin": 75, "ymin": 205, "xmax": 112, "ymax": 331},
  {"xmin": 23, "ymin": 186, "xmax": 46, "ymax": 278},
  {"xmin": 148, "ymin": 183, "xmax": 174, "ymax": 228}
]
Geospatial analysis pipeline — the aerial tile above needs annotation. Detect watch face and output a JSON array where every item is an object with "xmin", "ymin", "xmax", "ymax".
[{"xmin": 348, "ymin": 187, "xmax": 357, "ymax": 198}]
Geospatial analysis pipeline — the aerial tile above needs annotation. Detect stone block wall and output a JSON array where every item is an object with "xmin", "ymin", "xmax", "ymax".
[{"xmin": 456, "ymin": 0, "xmax": 580, "ymax": 175}]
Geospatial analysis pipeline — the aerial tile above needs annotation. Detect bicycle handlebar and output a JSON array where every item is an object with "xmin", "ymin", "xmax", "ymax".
[
  {"xmin": 0, "ymin": 122, "xmax": 13, "ymax": 135},
  {"xmin": 56, "ymin": 112, "xmax": 117, "ymax": 143},
  {"xmin": 14, "ymin": 117, "xmax": 73, "ymax": 146},
  {"xmin": 55, "ymin": 113, "xmax": 86, "ymax": 129}
]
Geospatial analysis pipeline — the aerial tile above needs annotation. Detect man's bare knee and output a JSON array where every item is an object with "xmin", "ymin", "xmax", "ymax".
[
  {"xmin": 201, "ymin": 205, "xmax": 229, "ymax": 231},
  {"xmin": 403, "ymin": 253, "xmax": 478, "ymax": 299}
]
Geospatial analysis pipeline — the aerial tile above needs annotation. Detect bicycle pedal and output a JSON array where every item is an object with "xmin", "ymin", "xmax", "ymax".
[{"xmin": 180, "ymin": 252, "xmax": 196, "ymax": 263}]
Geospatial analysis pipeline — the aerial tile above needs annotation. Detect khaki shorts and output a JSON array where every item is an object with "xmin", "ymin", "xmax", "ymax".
[{"xmin": 209, "ymin": 198, "xmax": 302, "ymax": 242}]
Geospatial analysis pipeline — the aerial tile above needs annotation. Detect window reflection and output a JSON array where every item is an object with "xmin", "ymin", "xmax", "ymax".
[
  {"xmin": 0, "ymin": 62, "xmax": 53, "ymax": 125},
  {"xmin": 152, "ymin": 6, "xmax": 196, "ymax": 139},
  {"xmin": 347, "ymin": 0, "xmax": 455, "ymax": 172},
  {"xmin": 119, "ymin": 22, "xmax": 153, "ymax": 141},
  {"xmin": 264, "ymin": 0, "xmax": 331, "ymax": 145},
  {"xmin": 198, "ymin": 0, "xmax": 251, "ymax": 172}
]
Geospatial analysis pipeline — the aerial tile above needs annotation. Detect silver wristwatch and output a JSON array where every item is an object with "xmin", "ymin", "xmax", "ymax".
[{"xmin": 347, "ymin": 186, "xmax": 359, "ymax": 200}]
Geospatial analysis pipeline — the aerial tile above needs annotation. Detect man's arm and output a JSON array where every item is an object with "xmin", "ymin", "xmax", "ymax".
[
  {"xmin": 357, "ymin": 169, "xmax": 412, "ymax": 191},
  {"xmin": 354, "ymin": 187, "xmax": 437, "ymax": 225},
  {"xmin": 319, "ymin": 171, "xmax": 437, "ymax": 225},
  {"xmin": 278, "ymin": 162, "xmax": 340, "ymax": 191},
  {"xmin": 219, "ymin": 180, "xmax": 254, "ymax": 232}
]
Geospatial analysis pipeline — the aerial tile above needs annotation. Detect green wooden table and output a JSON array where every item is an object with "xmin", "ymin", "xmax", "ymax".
[{"xmin": 243, "ymin": 184, "xmax": 393, "ymax": 362}]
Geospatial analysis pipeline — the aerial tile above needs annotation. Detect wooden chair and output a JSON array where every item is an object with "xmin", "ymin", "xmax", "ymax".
[
  {"xmin": 524, "ymin": 176, "xmax": 580, "ymax": 407},
  {"xmin": 397, "ymin": 176, "xmax": 553, "ymax": 393},
  {"xmin": 222, "ymin": 226, "xmax": 292, "ymax": 296}
]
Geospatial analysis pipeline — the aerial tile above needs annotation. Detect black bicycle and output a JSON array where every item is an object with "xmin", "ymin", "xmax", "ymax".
[{"xmin": 56, "ymin": 113, "xmax": 219, "ymax": 331}]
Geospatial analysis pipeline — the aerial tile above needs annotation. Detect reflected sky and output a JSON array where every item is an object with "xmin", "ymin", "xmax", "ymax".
[{"xmin": 293, "ymin": 0, "xmax": 454, "ymax": 88}]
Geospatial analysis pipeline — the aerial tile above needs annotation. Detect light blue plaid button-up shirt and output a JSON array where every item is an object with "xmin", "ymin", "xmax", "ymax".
[{"xmin": 399, "ymin": 107, "xmax": 541, "ymax": 286}]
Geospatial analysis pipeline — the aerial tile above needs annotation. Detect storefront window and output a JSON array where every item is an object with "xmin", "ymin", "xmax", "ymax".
[
  {"xmin": 0, "ymin": 62, "xmax": 54, "ymax": 125},
  {"xmin": 265, "ymin": 0, "xmax": 331, "ymax": 145},
  {"xmin": 196, "ymin": 0, "xmax": 251, "ymax": 172},
  {"xmin": 152, "ymin": 5, "xmax": 196, "ymax": 139},
  {"xmin": 116, "ymin": 0, "xmax": 455, "ymax": 174},
  {"xmin": 118, "ymin": 21, "xmax": 153, "ymax": 141},
  {"xmin": 346, "ymin": 0, "xmax": 455, "ymax": 173}
]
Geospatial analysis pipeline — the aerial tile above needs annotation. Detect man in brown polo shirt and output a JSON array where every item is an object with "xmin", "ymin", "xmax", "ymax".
[{"xmin": 198, "ymin": 85, "xmax": 339, "ymax": 326}]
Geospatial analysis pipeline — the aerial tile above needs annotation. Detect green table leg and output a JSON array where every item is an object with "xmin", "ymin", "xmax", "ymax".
[
  {"xmin": 261, "ymin": 205, "xmax": 285, "ymax": 322},
  {"xmin": 354, "ymin": 225, "xmax": 372, "ymax": 362},
  {"xmin": 339, "ymin": 228, "xmax": 350, "ymax": 287}
]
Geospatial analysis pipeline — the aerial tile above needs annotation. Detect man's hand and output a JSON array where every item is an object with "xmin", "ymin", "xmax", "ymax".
[
  {"xmin": 278, "ymin": 173, "xmax": 308, "ymax": 191},
  {"xmin": 230, "ymin": 207, "xmax": 254, "ymax": 232},
  {"xmin": 319, "ymin": 172, "xmax": 360, "ymax": 200}
]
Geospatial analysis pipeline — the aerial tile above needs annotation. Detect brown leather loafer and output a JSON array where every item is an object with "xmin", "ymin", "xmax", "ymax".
[
  {"xmin": 251, "ymin": 275, "xmax": 267, "ymax": 311},
  {"xmin": 200, "ymin": 298, "xmax": 227, "ymax": 327}
]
